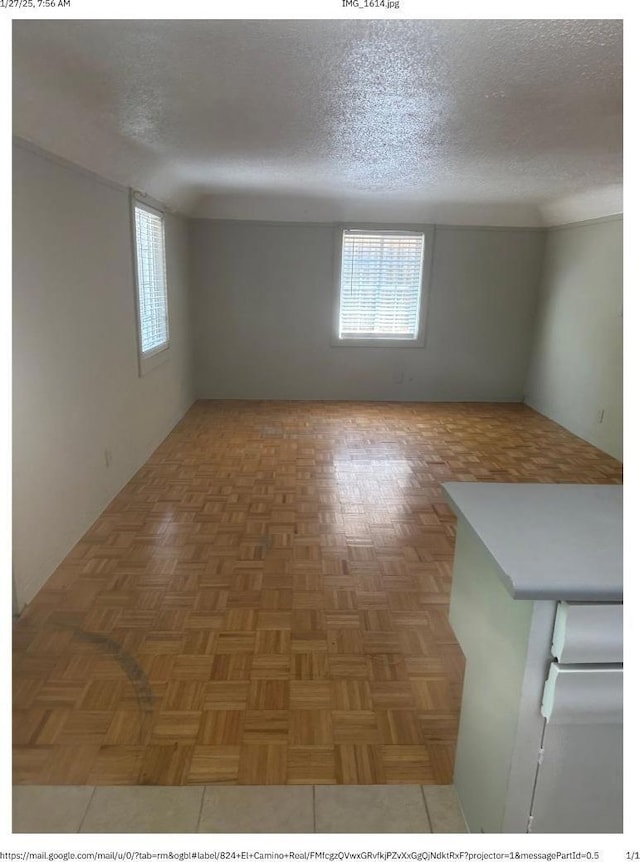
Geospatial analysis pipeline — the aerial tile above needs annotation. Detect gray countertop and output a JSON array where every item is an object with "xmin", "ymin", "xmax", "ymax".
[{"xmin": 442, "ymin": 482, "xmax": 622, "ymax": 601}]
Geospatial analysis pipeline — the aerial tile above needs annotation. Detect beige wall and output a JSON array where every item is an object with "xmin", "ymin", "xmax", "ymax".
[
  {"xmin": 190, "ymin": 220, "xmax": 545, "ymax": 402},
  {"xmin": 12, "ymin": 143, "xmax": 195, "ymax": 608},
  {"xmin": 526, "ymin": 217, "xmax": 622, "ymax": 460}
]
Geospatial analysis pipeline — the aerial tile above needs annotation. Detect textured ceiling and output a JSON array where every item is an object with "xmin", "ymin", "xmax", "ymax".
[{"xmin": 12, "ymin": 19, "xmax": 623, "ymax": 224}]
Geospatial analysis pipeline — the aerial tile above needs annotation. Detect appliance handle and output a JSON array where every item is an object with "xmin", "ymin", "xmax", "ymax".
[{"xmin": 541, "ymin": 663, "xmax": 622, "ymax": 725}]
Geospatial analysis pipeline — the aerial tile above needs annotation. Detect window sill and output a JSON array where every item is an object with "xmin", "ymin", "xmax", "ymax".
[
  {"xmin": 331, "ymin": 336, "xmax": 426, "ymax": 348},
  {"xmin": 138, "ymin": 344, "xmax": 171, "ymax": 377}
]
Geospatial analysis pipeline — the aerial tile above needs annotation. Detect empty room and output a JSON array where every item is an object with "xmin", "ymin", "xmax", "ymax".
[{"xmin": 12, "ymin": 18, "xmax": 623, "ymax": 834}]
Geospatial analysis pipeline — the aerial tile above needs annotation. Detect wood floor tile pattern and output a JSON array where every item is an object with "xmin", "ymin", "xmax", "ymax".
[{"xmin": 13, "ymin": 401, "xmax": 622, "ymax": 785}]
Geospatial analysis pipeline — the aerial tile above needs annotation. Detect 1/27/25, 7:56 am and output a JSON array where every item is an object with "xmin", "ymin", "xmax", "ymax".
[{"xmin": 0, "ymin": 0, "xmax": 70, "ymax": 7}]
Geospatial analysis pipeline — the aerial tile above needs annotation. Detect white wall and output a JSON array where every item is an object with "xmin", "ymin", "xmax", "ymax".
[
  {"xmin": 12, "ymin": 143, "xmax": 195, "ymax": 608},
  {"xmin": 190, "ymin": 220, "xmax": 545, "ymax": 402},
  {"xmin": 525, "ymin": 217, "xmax": 622, "ymax": 461}
]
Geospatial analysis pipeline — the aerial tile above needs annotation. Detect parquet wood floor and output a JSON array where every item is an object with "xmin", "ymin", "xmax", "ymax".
[{"xmin": 13, "ymin": 401, "xmax": 622, "ymax": 785}]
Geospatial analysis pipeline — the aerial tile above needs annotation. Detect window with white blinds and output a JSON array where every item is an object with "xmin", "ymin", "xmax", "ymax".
[
  {"xmin": 133, "ymin": 203, "xmax": 169, "ymax": 356},
  {"xmin": 339, "ymin": 230, "xmax": 425, "ymax": 341}
]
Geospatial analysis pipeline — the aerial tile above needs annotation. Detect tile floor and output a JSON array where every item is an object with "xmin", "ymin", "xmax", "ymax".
[{"xmin": 13, "ymin": 784, "xmax": 467, "ymax": 833}]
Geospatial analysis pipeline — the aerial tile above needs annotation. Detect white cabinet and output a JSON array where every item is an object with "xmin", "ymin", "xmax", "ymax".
[
  {"xmin": 443, "ymin": 483, "xmax": 623, "ymax": 835},
  {"xmin": 531, "ymin": 618, "xmax": 623, "ymax": 833}
]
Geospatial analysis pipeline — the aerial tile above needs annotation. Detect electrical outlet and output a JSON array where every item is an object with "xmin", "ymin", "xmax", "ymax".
[{"xmin": 104, "ymin": 448, "xmax": 113, "ymax": 468}]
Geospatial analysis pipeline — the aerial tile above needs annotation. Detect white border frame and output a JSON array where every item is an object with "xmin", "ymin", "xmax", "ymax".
[
  {"xmin": 331, "ymin": 224, "xmax": 434, "ymax": 348},
  {"xmin": 130, "ymin": 191, "xmax": 171, "ymax": 377}
]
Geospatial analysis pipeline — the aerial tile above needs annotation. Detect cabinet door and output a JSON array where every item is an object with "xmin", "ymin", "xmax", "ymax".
[
  {"xmin": 530, "ymin": 722, "xmax": 622, "ymax": 833},
  {"xmin": 532, "ymin": 665, "xmax": 623, "ymax": 834}
]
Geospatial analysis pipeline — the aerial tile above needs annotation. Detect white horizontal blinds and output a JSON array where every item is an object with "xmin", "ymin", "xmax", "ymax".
[
  {"xmin": 339, "ymin": 230, "xmax": 425, "ymax": 339},
  {"xmin": 134, "ymin": 204, "xmax": 169, "ymax": 354}
]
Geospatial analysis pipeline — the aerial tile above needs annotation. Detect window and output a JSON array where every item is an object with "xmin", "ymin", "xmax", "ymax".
[
  {"xmin": 133, "ymin": 200, "xmax": 169, "ymax": 361},
  {"xmin": 337, "ymin": 229, "xmax": 426, "ymax": 343}
]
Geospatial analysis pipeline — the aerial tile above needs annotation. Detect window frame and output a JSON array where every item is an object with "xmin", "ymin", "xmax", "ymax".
[
  {"xmin": 332, "ymin": 224, "xmax": 433, "ymax": 348},
  {"xmin": 130, "ymin": 193, "xmax": 171, "ymax": 376}
]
